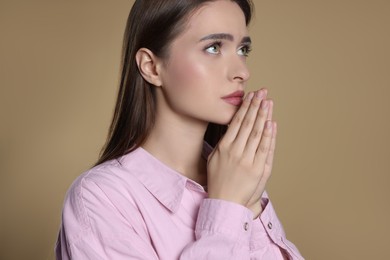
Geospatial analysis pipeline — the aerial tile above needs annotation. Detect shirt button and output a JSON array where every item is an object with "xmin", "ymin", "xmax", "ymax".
[
  {"xmin": 244, "ymin": 222, "xmax": 249, "ymax": 231},
  {"xmin": 267, "ymin": 222, "xmax": 273, "ymax": 229}
]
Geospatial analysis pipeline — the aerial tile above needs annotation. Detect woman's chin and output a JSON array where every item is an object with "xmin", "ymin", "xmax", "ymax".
[{"xmin": 210, "ymin": 112, "xmax": 236, "ymax": 125}]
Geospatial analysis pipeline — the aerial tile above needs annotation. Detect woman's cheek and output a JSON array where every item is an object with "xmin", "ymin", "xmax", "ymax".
[{"xmin": 172, "ymin": 59, "xmax": 208, "ymax": 90}]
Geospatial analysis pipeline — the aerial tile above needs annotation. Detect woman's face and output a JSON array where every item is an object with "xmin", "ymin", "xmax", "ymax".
[{"xmin": 158, "ymin": 0, "xmax": 251, "ymax": 125}]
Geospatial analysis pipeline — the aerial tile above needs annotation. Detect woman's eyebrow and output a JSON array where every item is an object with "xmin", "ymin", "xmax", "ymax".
[
  {"xmin": 200, "ymin": 33, "xmax": 252, "ymax": 44},
  {"xmin": 241, "ymin": 36, "xmax": 252, "ymax": 45}
]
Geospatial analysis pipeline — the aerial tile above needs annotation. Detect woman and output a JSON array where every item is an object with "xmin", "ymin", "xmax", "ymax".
[{"xmin": 56, "ymin": 0, "xmax": 303, "ymax": 259}]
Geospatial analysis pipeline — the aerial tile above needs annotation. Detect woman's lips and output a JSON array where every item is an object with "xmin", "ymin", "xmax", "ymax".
[{"xmin": 221, "ymin": 90, "xmax": 245, "ymax": 106}]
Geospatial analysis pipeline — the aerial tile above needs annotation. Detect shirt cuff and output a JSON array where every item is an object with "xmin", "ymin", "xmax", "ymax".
[
  {"xmin": 258, "ymin": 197, "xmax": 304, "ymax": 259},
  {"xmin": 195, "ymin": 199, "xmax": 253, "ymax": 245}
]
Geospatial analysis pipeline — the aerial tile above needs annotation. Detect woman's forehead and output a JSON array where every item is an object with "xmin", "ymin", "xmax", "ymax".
[{"xmin": 178, "ymin": 1, "xmax": 248, "ymax": 40}]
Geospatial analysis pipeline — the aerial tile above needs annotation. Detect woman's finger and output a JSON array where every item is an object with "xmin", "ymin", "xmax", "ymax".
[
  {"xmin": 243, "ymin": 98, "xmax": 271, "ymax": 159},
  {"xmin": 267, "ymin": 99, "xmax": 273, "ymax": 121},
  {"xmin": 257, "ymin": 121, "xmax": 277, "ymax": 189},
  {"xmin": 245, "ymin": 120, "xmax": 274, "ymax": 206},
  {"xmin": 222, "ymin": 91, "xmax": 254, "ymax": 144},
  {"xmin": 253, "ymin": 120, "xmax": 273, "ymax": 167},
  {"xmin": 266, "ymin": 121, "xmax": 277, "ymax": 170},
  {"xmin": 232, "ymin": 90, "xmax": 266, "ymax": 153}
]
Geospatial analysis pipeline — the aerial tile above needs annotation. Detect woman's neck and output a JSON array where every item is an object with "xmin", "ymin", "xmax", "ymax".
[{"xmin": 142, "ymin": 111, "xmax": 208, "ymax": 186}]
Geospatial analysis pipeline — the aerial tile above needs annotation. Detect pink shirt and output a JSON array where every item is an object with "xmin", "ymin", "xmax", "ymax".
[{"xmin": 56, "ymin": 145, "xmax": 303, "ymax": 259}]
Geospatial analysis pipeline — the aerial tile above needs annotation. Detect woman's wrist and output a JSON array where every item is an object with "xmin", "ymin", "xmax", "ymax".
[{"xmin": 249, "ymin": 201, "xmax": 263, "ymax": 219}]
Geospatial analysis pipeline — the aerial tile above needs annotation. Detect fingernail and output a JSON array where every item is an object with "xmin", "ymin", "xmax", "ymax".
[
  {"xmin": 266, "ymin": 121, "xmax": 272, "ymax": 129},
  {"xmin": 256, "ymin": 90, "xmax": 263, "ymax": 99},
  {"xmin": 246, "ymin": 92, "xmax": 254, "ymax": 100}
]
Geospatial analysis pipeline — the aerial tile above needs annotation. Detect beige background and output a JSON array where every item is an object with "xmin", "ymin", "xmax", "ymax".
[{"xmin": 1, "ymin": 0, "xmax": 389, "ymax": 259}]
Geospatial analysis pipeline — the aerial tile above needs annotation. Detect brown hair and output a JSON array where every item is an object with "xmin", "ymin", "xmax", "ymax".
[{"xmin": 97, "ymin": 0, "xmax": 253, "ymax": 165}]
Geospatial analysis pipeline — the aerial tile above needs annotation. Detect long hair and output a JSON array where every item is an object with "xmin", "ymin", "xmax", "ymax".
[{"xmin": 97, "ymin": 0, "xmax": 253, "ymax": 165}]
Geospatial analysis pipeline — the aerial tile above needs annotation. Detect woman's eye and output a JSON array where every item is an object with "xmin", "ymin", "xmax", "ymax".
[
  {"xmin": 238, "ymin": 45, "xmax": 252, "ymax": 57},
  {"xmin": 205, "ymin": 42, "xmax": 222, "ymax": 54}
]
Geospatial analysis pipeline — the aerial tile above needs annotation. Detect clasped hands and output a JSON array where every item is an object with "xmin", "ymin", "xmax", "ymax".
[{"xmin": 207, "ymin": 89, "xmax": 276, "ymax": 218}]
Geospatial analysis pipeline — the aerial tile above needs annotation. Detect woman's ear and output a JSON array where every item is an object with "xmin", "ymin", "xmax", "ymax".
[{"xmin": 135, "ymin": 48, "xmax": 163, "ymax": 87}]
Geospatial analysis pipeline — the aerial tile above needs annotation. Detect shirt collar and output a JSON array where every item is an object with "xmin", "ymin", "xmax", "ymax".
[{"xmin": 119, "ymin": 143, "xmax": 212, "ymax": 213}]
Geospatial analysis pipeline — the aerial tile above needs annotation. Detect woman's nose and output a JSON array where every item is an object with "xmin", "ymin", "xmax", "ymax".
[{"xmin": 229, "ymin": 56, "xmax": 250, "ymax": 83}]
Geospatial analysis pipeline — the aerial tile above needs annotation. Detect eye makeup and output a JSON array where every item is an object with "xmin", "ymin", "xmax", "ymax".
[{"xmin": 200, "ymin": 33, "xmax": 252, "ymax": 56}]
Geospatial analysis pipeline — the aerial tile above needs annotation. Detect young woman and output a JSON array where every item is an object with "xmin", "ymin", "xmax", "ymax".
[{"xmin": 56, "ymin": 0, "xmax": 303, "ymax": 259}]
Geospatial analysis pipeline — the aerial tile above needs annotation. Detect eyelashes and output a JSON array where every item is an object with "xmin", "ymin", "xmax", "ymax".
[
  {"xmin": 238, "ymin": 44, "xmax": 252, "ymax": 57},
  {"xmin": 204, "ymin": 41, "xmax": 223, "ymax": 54},
  {"xmin": 204, "ymin": 41, "xmax": 252, "ymax": 57}
]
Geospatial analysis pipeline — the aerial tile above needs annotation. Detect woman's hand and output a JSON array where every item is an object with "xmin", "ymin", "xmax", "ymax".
[{"xmin": 207, "ymin": 89, "xmax": 277, "ymax": 217}]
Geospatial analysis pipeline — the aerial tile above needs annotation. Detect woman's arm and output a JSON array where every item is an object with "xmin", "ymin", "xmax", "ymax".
[
  {"xmin": 56, "ymin": 177, "xmax": 160, "ymax": 260},
  {"xmin": 180, "ymin": 89, "xmax": 299, "ymax": 259},
  {"xmin": 56, "ymin": 90, "xmax": 303, "ymax": 259}
]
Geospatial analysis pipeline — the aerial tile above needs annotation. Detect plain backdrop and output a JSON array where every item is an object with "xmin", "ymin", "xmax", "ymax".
[{"xmin": 1, "ymin": 0, "xmax": 389, "ymax": 259}]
